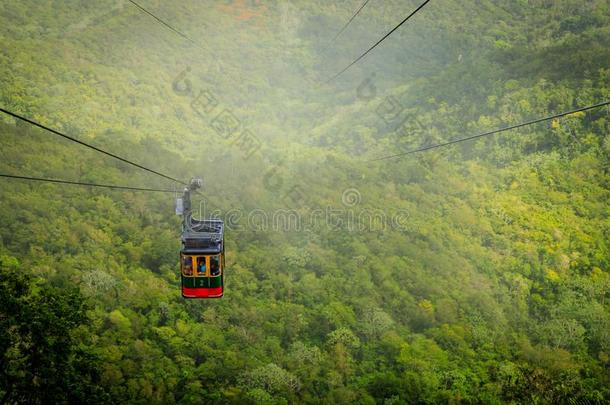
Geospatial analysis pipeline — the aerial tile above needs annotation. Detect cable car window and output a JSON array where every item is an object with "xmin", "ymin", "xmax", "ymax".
[
  {"xmin": 197, "ymin": 257, "xmax": 207, "ymax": 276},
  {"xmin": 182, "ymin": 256, "xmax": 193, "ymax": 276},
  {"xmin": 210, "ymin": 256, "xmax": 221, "ymax": 277}
]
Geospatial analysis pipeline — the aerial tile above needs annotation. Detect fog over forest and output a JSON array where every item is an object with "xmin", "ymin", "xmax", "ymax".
[{"xmin": 1, "ymin": 0, "xmax": 609, "ymax": 403}]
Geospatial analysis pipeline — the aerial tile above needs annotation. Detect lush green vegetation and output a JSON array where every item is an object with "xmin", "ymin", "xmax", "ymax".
[{"xmin": 1, "ymin": 0, "xmax": 609, "ymax": 403}]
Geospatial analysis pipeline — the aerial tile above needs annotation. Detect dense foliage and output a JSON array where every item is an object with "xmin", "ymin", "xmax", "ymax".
[{"xmin": 1, "ymin": 0, "xmax": 609, "ymax": 403}]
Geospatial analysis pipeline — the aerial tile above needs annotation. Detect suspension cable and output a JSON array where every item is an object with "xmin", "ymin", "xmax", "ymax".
[
  {"xmin": 0, "ymin": 173, "xmax": 175, "ymax": 193},
  {"xmin": 127, "ymin": 0, "xmax": 196, "ymax": 44},
  {"xmin": 328, "ymin": 0, "xmax": 432, "ymax": 81},
  {"xmin": 369, "ymin": 100, "xmax": 610, "ymax": 162},
  {"xmin": 333, "ymin": 0, "xmax": 371, "ymax": 41},
  {"xmin": 0, "ymin": 107, "xmax": 187, "ymax": 186}
]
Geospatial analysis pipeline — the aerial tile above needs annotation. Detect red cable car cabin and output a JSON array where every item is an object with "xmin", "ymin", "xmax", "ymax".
[
  {"xmin": 177, "ymin": 178, "xmax": 225, "ymax": 298},
  {"xmin": 180, "ymin": 218, "xmax": 225, "ymax": 298}
]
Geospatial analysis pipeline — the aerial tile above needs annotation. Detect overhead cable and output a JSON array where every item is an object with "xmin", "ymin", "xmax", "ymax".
[
  {"xmin": 127, "ymin": 0, "xmax": 196, "ymax": 44},
  {"xmin": 369, "ymin": 100, "xmax": 610, "ymax": 161},
  {"xmin": 332, "ymin": 0, "xmax": 371, "ymax": 41},
  {"xmin": 0, "ymin": 173, "xmax": 176, "ymax": 193},
  {"xmin": 0, "ymin": 107, "xmax": 187, "ymax": 186},
  {"xmin": 328, "ymin": 0, "xmax": 432, "ymax": 81}
]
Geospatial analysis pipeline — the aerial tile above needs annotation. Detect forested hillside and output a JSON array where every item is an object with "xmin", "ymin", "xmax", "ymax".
[{"xmin": 1, "ymin": 0, "xmax": 609, "ymax": 403}]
